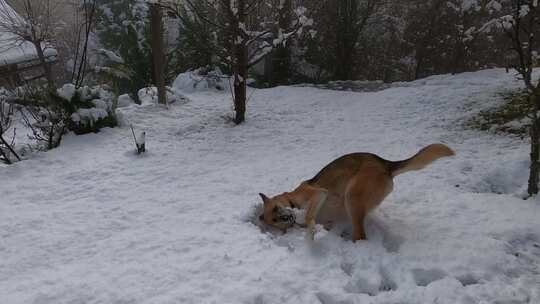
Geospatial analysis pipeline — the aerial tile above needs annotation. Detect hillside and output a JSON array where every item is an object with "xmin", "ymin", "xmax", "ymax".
[{"xmin": 1, "ymin": 69, "xmax": 539, "ymax": 304}]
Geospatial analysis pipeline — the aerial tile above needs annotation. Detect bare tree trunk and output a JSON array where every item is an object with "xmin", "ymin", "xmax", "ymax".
[
  {"xmin": 451, "ymin": 29, "xmax": 466, "ymax": 75},
  {"xmin": 270, "ymin": 0, "xmax": 292, "ymax": 86},
  {"xmin": 414, "ymin": 55, "xmax": 424, "ymax": 80},
  {"xmin": 529, "ymin": 120, "xmax": 539, "ymax": 195},
  {"xmin": 33, "ymin": 41, "xmax": 54, "ymax": 89},
  {"xmin": 233, "ymin": 0, "xmax": 247, "ymax": 124},
  {"xmin": 334, "ymin": 0, "xmax": 358, "ymax": 80},
  {"xmin": 75, "ymin": 0, "xmax": 97, "ymax": 88},
  {"xmin": 233, "ymin": 62, "xmax": 247, "ymax": 124},
  {"xmin": 151, "ymin": 3, "xmax": 167, "ymax": 105},
  {"xmin": 528, "ymin": 93, "xmax": 540, "ymax": 196},
  {"xmin": 70, "ymin": 24, "xmax": 83, "ymax": 83}
]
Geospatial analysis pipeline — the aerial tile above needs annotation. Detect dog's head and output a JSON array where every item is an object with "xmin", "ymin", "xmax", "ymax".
[{"xmin": 258, "ymin": 193, "xmax": 296, "ymax": 232}]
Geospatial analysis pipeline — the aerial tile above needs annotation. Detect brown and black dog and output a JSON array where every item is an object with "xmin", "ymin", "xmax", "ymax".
[{"xmin": 259, "ymin": 144, "xmax": 454, "ymax": 241}]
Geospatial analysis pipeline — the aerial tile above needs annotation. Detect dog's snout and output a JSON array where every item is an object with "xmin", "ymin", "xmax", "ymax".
[{"xmin": 279, "ymin": 214, "xmax": 295, "ymax": 224}]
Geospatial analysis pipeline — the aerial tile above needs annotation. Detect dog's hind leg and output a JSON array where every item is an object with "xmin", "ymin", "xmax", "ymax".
[
  {"xmin": 345, "ymin": 168, "xmax": 393, "ymax": 242},
  {"xmin": 350, "ymin": 212, "xmax": 367, "ymax": 241}
]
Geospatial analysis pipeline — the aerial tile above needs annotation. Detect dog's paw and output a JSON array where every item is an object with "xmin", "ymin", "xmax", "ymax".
[
  {"xmin": 305, "ymin": 230, "xmax": 315, "ymax": 242},
  {"xmin": 305, "ymin": 221, "xmax": 316, "ymax": 241}
]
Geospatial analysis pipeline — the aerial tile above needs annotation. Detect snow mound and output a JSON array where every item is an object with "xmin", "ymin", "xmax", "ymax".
[
  {"xmin": 172, "ymin": 67, "xmax": 230, "ymax": 93},
  {"xmin": 138, "ymin": 87, "xmax": 182, "ymax": 106},
  {"xmin": 57, "ymin": 84, "xmax": 77, "ymax": 101},
  {"xmin": 117, "ymin": 94, "xmax": 134, "ymax": 108},
  {"xmin": 71, "ymin": 107, "xmax": 108, "ymax": 124}
]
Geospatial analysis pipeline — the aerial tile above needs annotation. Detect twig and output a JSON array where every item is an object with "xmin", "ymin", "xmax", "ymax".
[
  {"xmin": 130, "ymin": 124, "xmax": 138, "ymax": 146},
  {"xmin": 246, "ymin": 86, "xmax": 256, "ymax": 105},
  {"xmin": 0, "ymin": 133, "xmax": 20, "ymax": 161}
]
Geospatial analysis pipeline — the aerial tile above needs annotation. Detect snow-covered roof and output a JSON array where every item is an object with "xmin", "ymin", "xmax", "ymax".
[{"xmin": 0, "ymin": 0, "xmax": 57, "ymax": 67}]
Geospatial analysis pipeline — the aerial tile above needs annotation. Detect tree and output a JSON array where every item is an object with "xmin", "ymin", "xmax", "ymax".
[
  {"xmin": 95, "ymin": 0, "xmax": 153, "ymax": 102},
  {"xmin": 70, "ymin": 0, "xmax": 98, "ymax": 87},
  {"xmin": 304, "ymin": 0, "xmax": 381, "ymax": 81},
  {"xmin": 268, "ymin": 0, "xmax": 292, "ymax": 86},
  {"xmin": 166, "ymin": 1, "xmax": 216, "ymax": 73},
  {"xmin": 0, "ymin": 0, "xmax": 61, "ymax": 89},
  {"xmin": 479, "ymin": 0, "xmax": 540, "ymax": 196},
  {"xmin": 403, "ymin": 0, "xmax": 449, "ymax": 79},
  {"xmin": 183, "ymin": 0, "xmax": 312, "ymax": 124},
  {"xmin": 355, "ymin": 1, "xmax": 408, "ymax": 82},
  {"xmin": 150, "ymin": 2, "xmax": 166, "ymax": 105}
]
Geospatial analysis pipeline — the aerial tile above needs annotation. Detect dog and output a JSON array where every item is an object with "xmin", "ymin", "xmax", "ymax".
[{"xmin": 259, "ymin": 144, "xmax": 454, "ymax": 241}]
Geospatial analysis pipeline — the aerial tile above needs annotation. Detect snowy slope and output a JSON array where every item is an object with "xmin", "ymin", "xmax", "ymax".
[{"xmin": 1, "ymin": 69, "xmax": 539, "ymax": 304}]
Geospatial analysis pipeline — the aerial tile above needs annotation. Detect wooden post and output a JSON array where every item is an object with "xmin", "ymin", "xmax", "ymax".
[{"xmin": 151, "ymin": 2, "xmax": 167, "ymax": 105}]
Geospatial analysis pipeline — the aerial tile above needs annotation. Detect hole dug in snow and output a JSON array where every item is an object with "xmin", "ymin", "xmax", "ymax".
[
  {"xmin": 340, "ymin": 262, "xmax": 354, "ymax": 277},
  {"xmin": 469, "ymin": 159, "xmax": 528, "ymax": 195},
  {"xmin": 455, "ymin": 273, "xmax": 480, "ymax": 286},
  {"xmin": 245, "ymin": 203, "xmax": 296, "ymax": 236},
  {"xmin": 378, "ymin": 267, "xmax": 398, "ymax": 292},
  {"xmin": 315, "ymin": 292, "xmax": 354, "ymax": 304},
  {"xmin": 411, "ymin": 268, "xmax": 447, "ymax": 287},
  {"xmin": 364, "ymin": 216, "xmax": 405, "ymax": 253},
  {"xmin": 343, "ymin": 266, "xmax": 397, "ymax": 296},
  {"xmin": 502, "ymin": 232, "xmax": 540, "ymax": 278},
  {"xmin": 246, "ymin": 201, "xmax": 324, "ymax": 241}
]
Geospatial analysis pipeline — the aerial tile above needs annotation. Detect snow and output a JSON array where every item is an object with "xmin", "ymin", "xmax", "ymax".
[
  {"xmin": 57, "ymin": 84, "xmax": 77, "ymax": 101},
  {"xmin": 136, "ymin": 131, "xmax": 145, "ymax": 146},
  {"xmin": 1, "ymin": 69, "xmax": 540, "ymax": 303},
  {"xmin": 117, "ymin": 94, "xmax": 134, "ymax": 108},
  {"xmin": 0, "ymin": 39, "xmax": 57, "ymax": 66},
  {"xmin": 97, "ymin": 48, "xmax": 124, "ymax": 64},
  {"xmin": 71, "ymin": 107, "xmax": 108, "ymax": 124},
  {"xmin": 137, "ymin": 86, "xmax": 179, "ymax": 106},
  {"xmin": 57, "ymin": 85, "xmax": 117, "ymax": 128},
  {"xmin": 171, "ymin": 68, "xmax": 231, "ymax": 93},
  {"xmin": 487, "ymin": 0, "xmax": 503, "ymax": 12}
]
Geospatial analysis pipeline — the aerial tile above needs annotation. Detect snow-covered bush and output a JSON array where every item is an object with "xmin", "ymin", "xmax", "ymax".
[
  {"xmin": 58, "ymin": 84, "xmax": 118, "ymax": 135},
  {"xmin": 10, "ymin": 84, "xmax": 118, "ymax": 150},
  {"xmin": 15, "ymin": 87, "xmax": 69, "ymax": 150}
]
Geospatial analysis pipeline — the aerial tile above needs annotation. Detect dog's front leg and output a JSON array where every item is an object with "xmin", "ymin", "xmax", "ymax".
[{"xmin": 304, "ymin": 189, "xmax": 328, "ymax": 241}]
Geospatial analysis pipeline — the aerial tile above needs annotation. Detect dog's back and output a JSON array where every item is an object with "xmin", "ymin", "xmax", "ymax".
[
  {"xmin": 307, "ymin": 153, "xmax": 387, "ymax": 194},
  {"xmin": 308, "ymin": 144, "xmax": 454, "ymax": 189}
]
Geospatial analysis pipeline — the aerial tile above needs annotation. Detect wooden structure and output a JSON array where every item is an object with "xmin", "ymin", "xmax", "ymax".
[
  {"xmin": 0, "ymin": 0, "xmax": 58, "ymax": 88},
  {"xmin": 0, "ymin": 54, "xmax": 58, "ymax": 88}
]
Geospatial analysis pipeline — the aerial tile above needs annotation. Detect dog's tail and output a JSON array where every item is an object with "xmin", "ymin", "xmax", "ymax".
[{"xmin": 388, "ymin": 144, "xmax": 455, "ymax": 177}]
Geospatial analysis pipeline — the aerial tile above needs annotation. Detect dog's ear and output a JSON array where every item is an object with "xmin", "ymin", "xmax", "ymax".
[{"xmin": 259, "ymin": 193, "xmax": 270, "ymax": 204}]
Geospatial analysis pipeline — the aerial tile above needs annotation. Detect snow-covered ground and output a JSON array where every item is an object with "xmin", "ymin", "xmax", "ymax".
[{"xmin": 1, "ymin": 69, "xmax": 539, "ymax": 303}]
